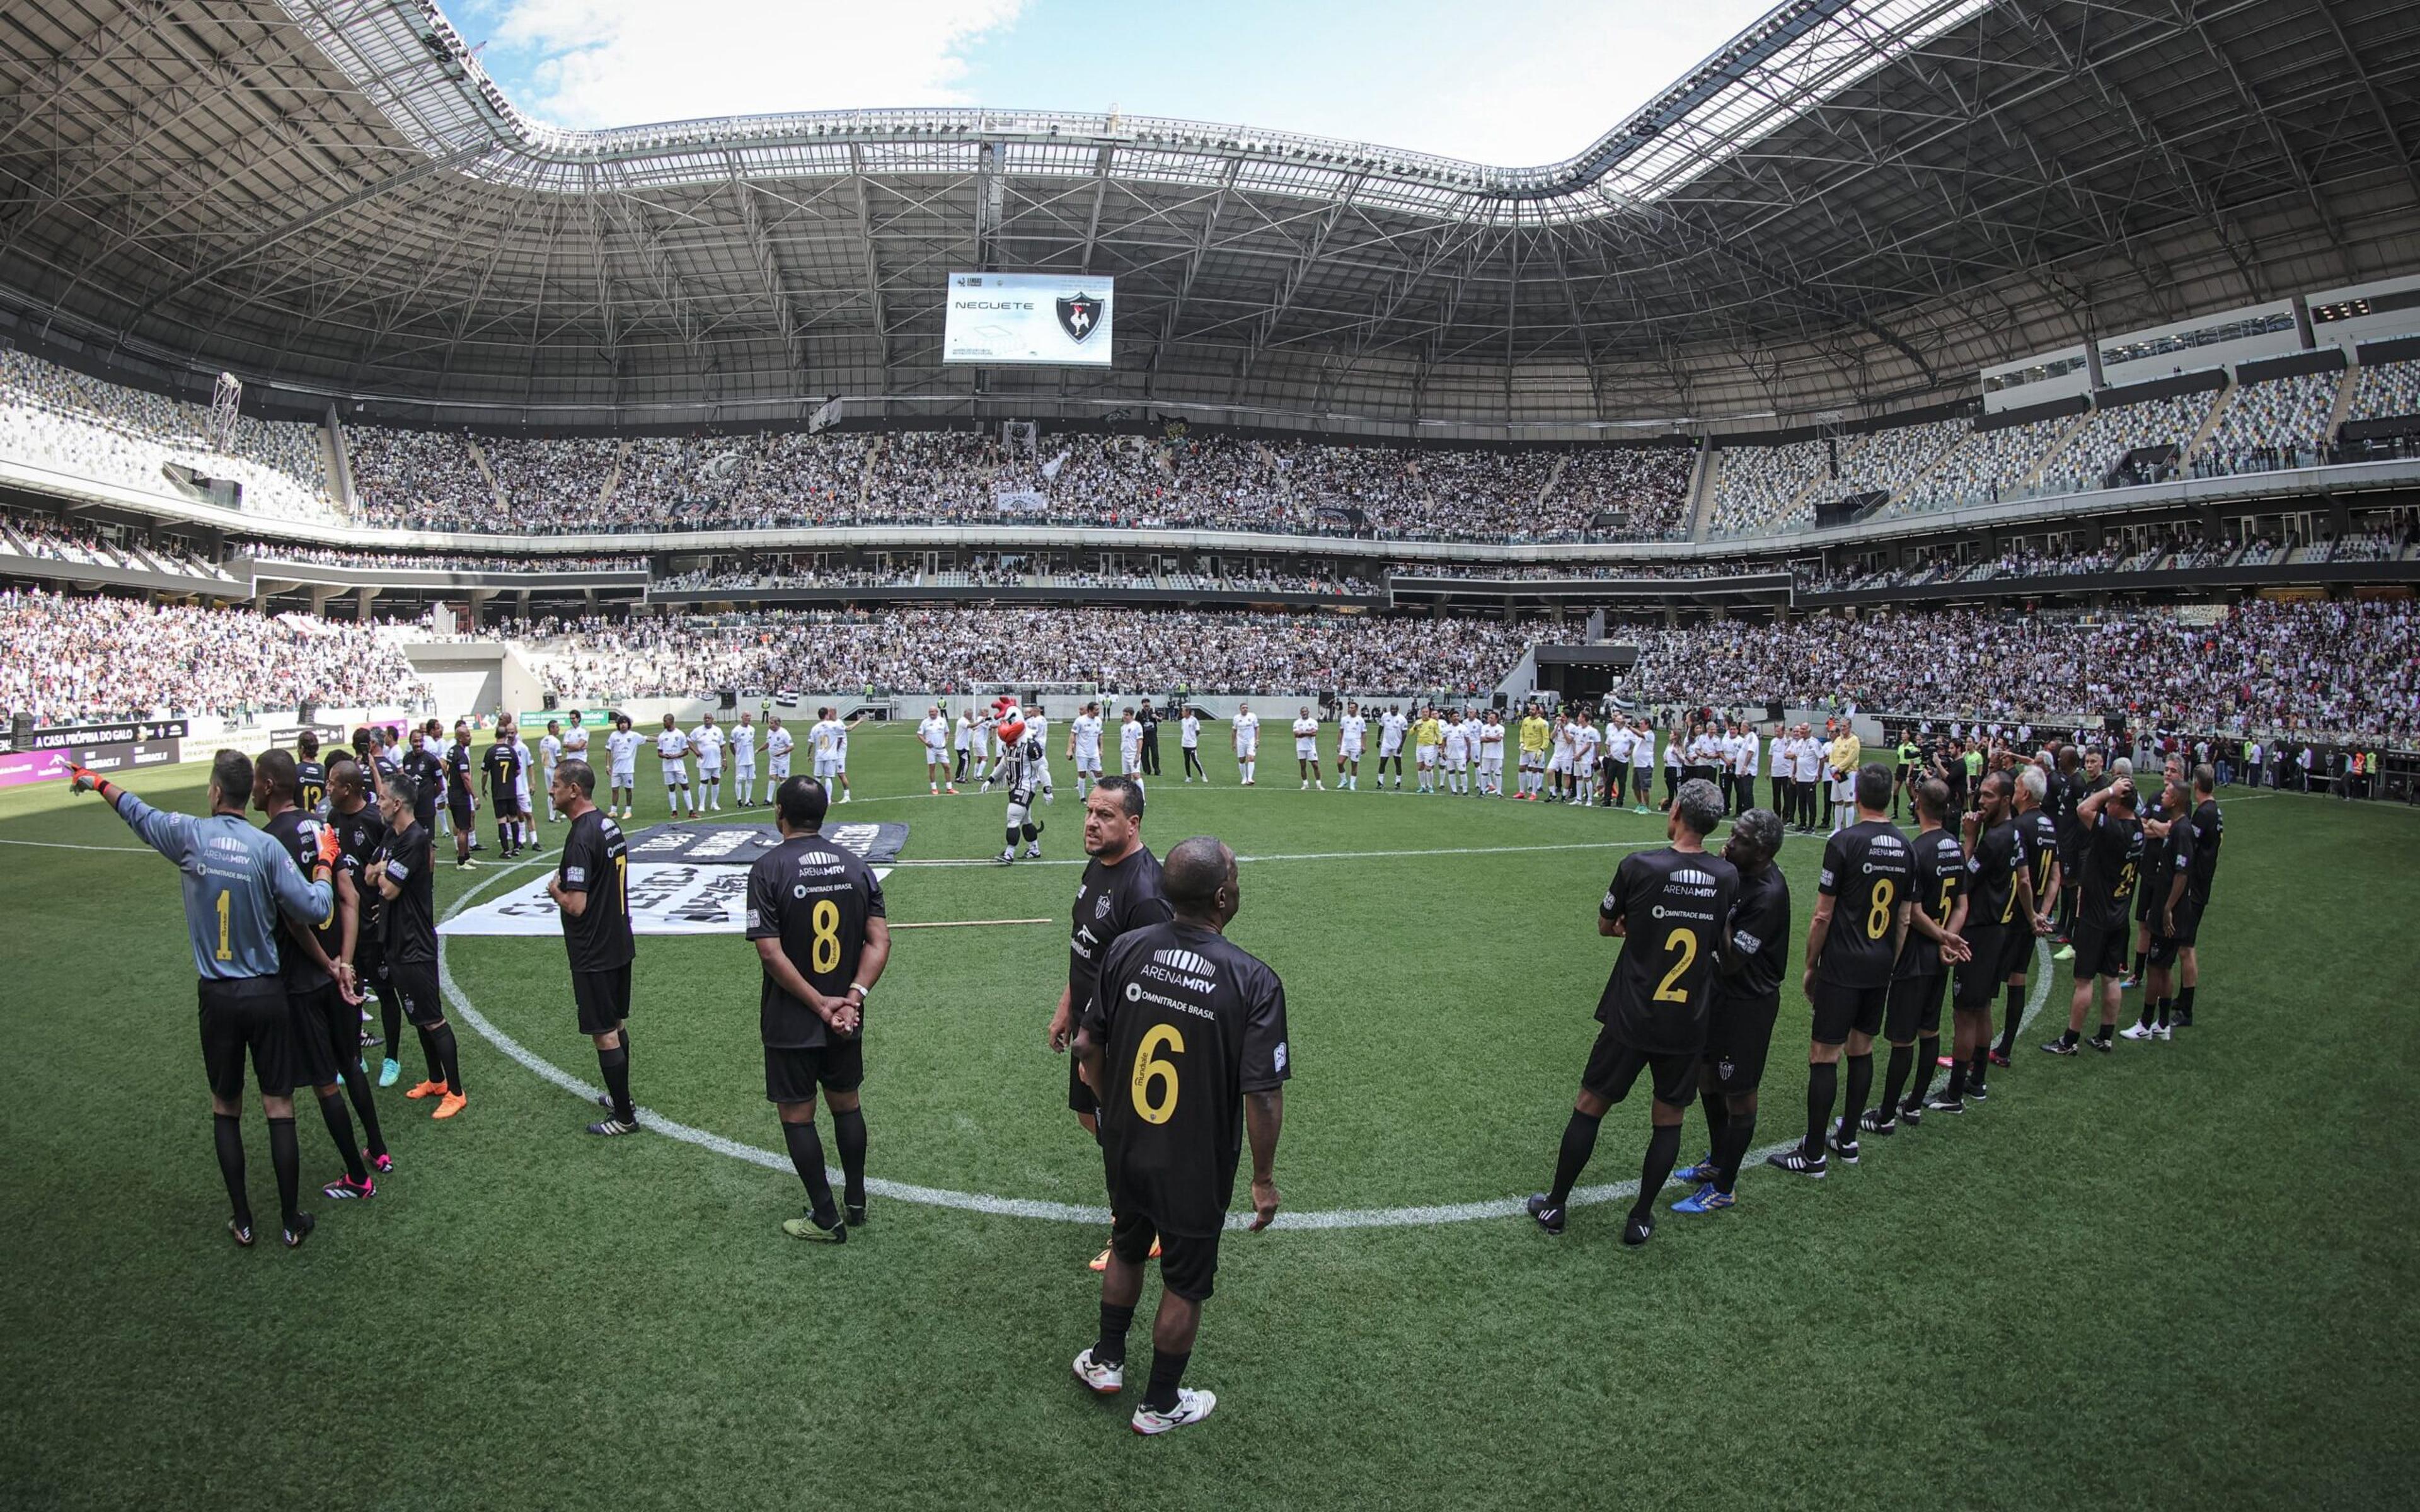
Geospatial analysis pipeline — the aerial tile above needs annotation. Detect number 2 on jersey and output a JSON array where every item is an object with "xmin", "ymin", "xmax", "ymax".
[
  {"xmin": 1131, "ymin": 1023, "xmax": 1183, "ymax": 1123},
  {"xmin": 1653, "ymin": 927, "xmax": 1698, "ymax": 1002}
]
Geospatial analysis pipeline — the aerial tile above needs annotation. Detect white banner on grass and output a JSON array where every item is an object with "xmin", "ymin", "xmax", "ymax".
[{"xmin": 444, "ymin": 861, "xmax": 892, "ymax": 937}]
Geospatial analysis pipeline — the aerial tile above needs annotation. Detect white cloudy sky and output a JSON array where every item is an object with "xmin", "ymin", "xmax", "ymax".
[{"xmin": 451, "ymin": 0, "xmax": 1778, "ymax": 164}]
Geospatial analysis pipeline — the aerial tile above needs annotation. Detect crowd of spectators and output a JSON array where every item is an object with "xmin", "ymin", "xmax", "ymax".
[
  {"xmin": 517, "ymin": 607, "xmax": 1536, "ymax": 699},
  {"xmin": 239, "ymin": 543, "xmax": 643, "ymax": 573},
  {"xmin": 1619, "ymin": 597, "xmax": 2420, "ymax": 740},
  {"xmin": 2, "ymin": 512, "xmax": 229, "ymax": 580},
  {"xmin": 2195, "ymin": 370, "xmax": 2339, "ymax": 476},
  {"xmin": 0, "ymin": 588, "xmax": 427, "ymax": 726}
]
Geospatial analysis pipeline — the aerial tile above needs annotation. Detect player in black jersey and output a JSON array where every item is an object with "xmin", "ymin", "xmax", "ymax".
[
  {"xmin": 1867, "ymin": 778, "xmax": 1970, "ymax": 1137},
  {"xmin": 1995, "ymin": 762, "xmax": 2063, "ymax": 1065},
  {"xmin": 2046, "ymin": 777, "xmax": 2143, "ymax": 1055},
  {"xmin": 296, "ymin": 730, "xmax": 328, "ymax": 816},
  {"xmin": 1672, "ymin": 807, "xmax": 1789, "ymax": 1215},
  {"xmin": 1940, "ymin": 770, "xmax": 2026, "ymax": 1111},
  {"xmin": 373, "ymin": 772, "xmax": 467, "ymax": 1118},
  {"xmin": 2123, "ymin": 775, "xmax": 2198, "ymax": 1042},
  {"xmin": 326, "ymin": 760, "xmax": 405, "ymax": 1089},
  {"xmin": 483, "ymin": 721, "xmax": 527, "ymax": 860},
  {"xmin": 444, "ymin": 723, "xmax": 477, "ymax": 869},
  {"xmin": 2171, "ymin": 765, "xmax": 2222, "ymax": 1028},
  {"xmin": 2124, "ymin": 755, "xmax": 2189, "ymax": 989},
  {"xmin": 1771, "ymin": 764, "xmax": 1913, "ymax": 1177},
  {"xmin": 746, "ymin": 776, "xmax": 891, "ymax": 1241},
  {"xmin": 1073, "ymin": 836, "xmax": 1288, "ymax": 1435},
  {"xmin": 548, "ymin": 759, "xmax": 642, "ymax": 1135},
  {"xmin": 1528, "ymin": 779, "xmax": 1739, "ymax": 1244},
  {"xmin": 1045, "ymin": 777, "xmax": 1177, "ymax": 1273},
  {"xmin": 255, "ymin": 751, "xmax": 388, "ymax": 1201}
]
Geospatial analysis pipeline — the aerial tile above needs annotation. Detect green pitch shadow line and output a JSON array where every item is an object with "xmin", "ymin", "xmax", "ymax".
[{"xmin": 435, "ymin": 856, "xmax": 2052, "ymax": 1230}]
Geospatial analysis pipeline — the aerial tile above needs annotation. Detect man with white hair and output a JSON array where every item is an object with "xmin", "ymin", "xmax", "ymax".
[{"xmin": 730, "ymin": 711, "xmax": 758, "ymax": 806}]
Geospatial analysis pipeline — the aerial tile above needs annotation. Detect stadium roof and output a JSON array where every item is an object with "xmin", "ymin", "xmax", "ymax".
[{"xmin": 2, "ymin": 0, "xmax": 2417, "ymax": 431}]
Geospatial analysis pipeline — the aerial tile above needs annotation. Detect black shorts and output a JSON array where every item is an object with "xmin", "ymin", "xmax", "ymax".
[
  {"xmin": 1809, "ymin": 978, "xmax": 1889, "ymax": 1045},
  {"xmin": 1703, "ymin": 990, "xmax": 1780, "ymax": 1094},
  {"xmin": 199, "ymin": 976, "xmax": 297, "ymax": 1100},
  {"xmin": 1886, "ymin": 972, "xmax": 1949, "ymax": 1041},
  {"xmin": 2146, "ymin": 932, "xmax": 2182, "ymax": 969},
  {"xmin": 571, "ymin": 964, "xmax": 631, "ymax": 1035},
  {"xmin": 448, "ymin": 793, "xmax": 475, "ymax": 825},
  {"xmin": 1581, "ymin": 1025, "xmax": 1698, "ymax": 1106},
  {"xmin": 2070, "ymin": 922, "xmax": 2128, "ymax": 980},
  {"xmin": 764, "ymin": 1038, "xmax": 863, "ymax": 1102},
  {"xmin": 286, "ymin": 979, "xmax": 352, "ymax": 1088},
  {"xmin": 2169, "ymin": 894, "xmax": 2204, "ymax": 947},
  {"xmin": 1954, "ymin": 926, "xmax": 2015, "ymax": 1007},
  {"xmin": 391, "ymin": 958, "xmax": 445, "ymax": 1028},
  {"xmin": 489, "ymin": 793, "xmax": 523, "ymax": 819},
  {"xmin": 1109, "ymin": 1208, "xmax": 1221, "ymax": 1302},
  {"xmin": 1067, "ymin": 1053, "xmax": 1098, "ymax": 1117},
  {"xmin": 2135, "ymin": 883, "xmax": 2157, "ymax": 925}
]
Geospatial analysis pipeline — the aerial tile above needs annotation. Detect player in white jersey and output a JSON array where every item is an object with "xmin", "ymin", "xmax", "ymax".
[
  {"xmin": 831, "ymin": 710, "xmax": 866, "ymax": 803},
  {"xmin": 1068, "ymin": 702, "xmax": 1107, "ymax": 798},
  {"xmin": 954, "ymin": 707, "xmax": 979, "ymax": 785},
  {"xmin": 809, "ymin": 707, "xmax": 845, "ymax": 786},
  {"xmin": 918, "ymin": 704, "xmax": 956, "ymax": 796},
  {"xmin": 1627, "ymin": 720, "xmax": 1655, "ymax": 814},
  {"xmin": 763, "ymin": 714, "xmax": 793, "ymax": 791},
  {"xmin": 1336, "ymin": 701, "xmax": 1368, "ymax": 791},
  {"xmin": 1117, "ymin": 708, "xmax": 1146, "ymax": 794},
  {"xmin": 1477, "ymin": 711, "xmax": 1506, "ymax": 796},
  {"xmin": 1231, "ymin": 702, "xmax": 1261, "ymax": 786},
  {"xmin": 730, "ymin": 711, "xmax": 758, "ymax": 806},
  {"xmin": 1178, "ymin": 706, "xmax": 1207, "ymax": 782},
  {"xmin": 691, "ymin": 713, "xmax": 727, "ymax": 811},
  {"xmin": 540, "ymin": 720, "xmax": 566, "ymax": 822},
  {"xmin": 1378, "ymin": 706, "xmax": 1408, "ymax": 789},
  {"xmin": 1545, "ymin": 716, "xmax": 1575, "ymax": 802},
  {"xmin": 605, "ymin": 714, "xmax": 640, "ymax": 818},
  {"xmin": 1572, "ymin": 716, "xmax": 1602, "ymax": 805},
  {"xmin": 1022, "ymin": 708, "xmax": 1053, "ymax": 803},
  {"xmin": 1436, "ymin": 711, "xmax": 1467, "ymax": 795},
  {"xmin": 510, "ymin": 728, "xmax": 540, "ymax": 850},
  {"xmin": 656, "ymin": 714, "xmax": 695, "ymax": 818},
  {"xmin": 1292, "ymin": 707, "xmax": 1325, "ymax": 790}
]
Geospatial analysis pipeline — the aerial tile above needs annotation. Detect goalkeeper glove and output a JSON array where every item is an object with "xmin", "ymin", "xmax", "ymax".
[
  {"xmin": 314, "ymin": 820, "xmax": 342, "ymax": 870},
  {"xmin": 67, "ymin": 764, "xmax": 105, "ymax": 796}
]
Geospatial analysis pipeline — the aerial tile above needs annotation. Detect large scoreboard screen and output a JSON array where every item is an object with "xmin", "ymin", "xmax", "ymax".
[{"xmin": 942, "ymin": 272, "xmax": 1114, "ymax": 366}]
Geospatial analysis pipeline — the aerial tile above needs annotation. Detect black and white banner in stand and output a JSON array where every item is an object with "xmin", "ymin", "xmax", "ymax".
[{"xmin": 445, "ymin": 821, "xmax": 906, "ymax": 937}]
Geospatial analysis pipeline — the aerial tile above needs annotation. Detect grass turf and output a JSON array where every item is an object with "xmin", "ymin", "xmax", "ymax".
[{"xmin": 1, "ymin": 725, "xmax": 2414, "ymax": 1508}]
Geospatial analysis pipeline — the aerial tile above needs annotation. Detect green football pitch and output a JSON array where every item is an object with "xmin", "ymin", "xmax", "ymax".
[{"xmin": 3, "ymin": 724, "xmax": 2414, "ymax": 1509}]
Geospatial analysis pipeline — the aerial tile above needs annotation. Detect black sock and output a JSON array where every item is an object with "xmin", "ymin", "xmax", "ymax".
[
  {"xmin": 2132, "ymin": 949, "xmax": 2146, "ymax": 977},
  {"xmin": 340, "ymin": 1054, "xmax": 386, "ymax": 1160},
  {"xmin": 2060, "ymin": 1028, "xmax": 2079, "ymax": 1048},
  {"xmin": 1712, "ymin": 1111, "xmax": 1756, "ymax": 1193},
  {"xmin": 1944, "ymin": 1058, "xmax": 1968, "ymax": 1101},
  {"xmin": 1804, "ymin": 1061, "xmax": 1837, "ymax": 1156},
  {"xmin": 318, "ymin": 1089, "xmax": 367, "ymax": 1183},
  {"xmin": 1698, "ymin": 1082, "xmax": 1729, "ymax": 1142},
  {"xmin": 498, "ymin": 822, "xmax": 513, "ymax": 852},
  {"xmin": 781, "ymin": 1120, "xmax": 836, "ymax": 1223},
  {"xmin": 2000, "ymin": 984, "xmax": 2024, "ymax": 1051},
  {"xmin": 1144, "ymin": 1348, "xmax": 1191, "ymax": 1414},
  {"xmin": 1879, "ymin": 1041, "xmax": 1915, "ymax": 1118},
  {"xmin": 267, "ymin": 1115, "xmax": 301, "ymax": 1229},
  {"xmin": 2178, "ymin": 984, "xmax": 2196, "ymax": 1020},
  {"xmin": 1632, "ymin": 1122, "xmax": 1681, "ymax": 1226},
  {"xmin": 2155, "ymin": 997, "xmax": 2172, "ymax": 1028},
  {"xmin": 1546, "ymin": 1109, "xmax": 1601, "ymax": 1206},
  {"xmin": 1094, "ymin": 1302, "xmax": 1136, "ymax": 1367},
  {"xmin": 833, "ymin": 1108, "xmax": 868, "ymax": 1210},
  {"xmin": 380, "ymin": 992, "xmax": 401, "ymax": 1058},
  {"xmin": 1906, "ymin": 1036, "xmax": 1939, "ymax": 1110},
  {"xmin": 416, "ymin": 1026, "xmax": 446, "ymax": 1086},
  {"xmin": 598, "ymin": 1043, "xmax": 635, "ymax": 1121},
  {"xmin": 1837, "ymin": 1053, "xmax": 1873, "ymax": 1145},
  {"xmin": 431, "ymin": 1022, "xmax": 463, "ymax": 1092},
  {"xmin": 213, "ymin": 1113, "xmax": 251, "ymax": 1227}
]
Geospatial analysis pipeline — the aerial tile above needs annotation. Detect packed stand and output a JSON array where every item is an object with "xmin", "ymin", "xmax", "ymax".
[
  {"xmin": 1618, "ymin": 597, "xmax": 2420, "ymax": 740},
  {"xmin": 518, "ymin": 607, "xmax": 1536, "ymax": 700},
  {"xmin": 0, "ymin": 587, "xmax": 429, "ymax": 726},
  {"xmin": 1, "ymin": 513, "xmax": 233, "ymax": 581},
  {"xmin": 240, "ymin": 544, "xmax": 643, "ymax": 573}
]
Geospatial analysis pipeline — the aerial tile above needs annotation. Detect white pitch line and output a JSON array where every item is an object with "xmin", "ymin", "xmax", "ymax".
[
  {"xmin": 437, "ymin": 850, "xmax": 2054, "ymax": 1230},
  {"xmin": 0, "ymin": 836, "xmax": 154, "ymax": 852}
]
